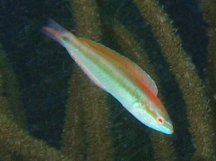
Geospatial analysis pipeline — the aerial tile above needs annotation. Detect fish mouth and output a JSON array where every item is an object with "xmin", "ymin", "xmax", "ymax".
[
  {"xmin": 149, "ymin": 120, "xmax": 174, "ymax": 134},
  {"xmin": 154, "ymin": 126, "xmax": 174, "ymax": 135},
  {"xmin": 162, "ymin": 123, "xmax": 174, "ymax": 135},
  {"xmin": 164, "ymin": 127, "xmax": 174, "ymax": 135},
  {"xmin": 144, "ymin": 120, "xmax": 174, "ymax": 135}
]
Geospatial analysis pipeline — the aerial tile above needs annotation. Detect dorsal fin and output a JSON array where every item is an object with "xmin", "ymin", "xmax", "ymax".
[
  {"xmin": 78, "ymin": 37, "xmax": 158, "ymax": 96},
  {"xmin": 136, "ymin": 69, "xmax": 158, "ymax": 95}
]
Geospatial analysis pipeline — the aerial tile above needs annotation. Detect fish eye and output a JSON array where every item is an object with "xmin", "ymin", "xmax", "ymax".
[{"xmin": 156, "ymin": 116, "xmax": 165, "ymax": 125}]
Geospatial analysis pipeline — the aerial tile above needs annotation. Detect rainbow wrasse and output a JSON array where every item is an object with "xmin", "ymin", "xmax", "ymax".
[{"xmin": 43, "ymin": 20, "xmax": 173, "ymax": 134}]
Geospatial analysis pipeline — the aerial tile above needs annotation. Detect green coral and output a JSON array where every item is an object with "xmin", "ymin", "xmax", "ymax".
[{"xmin": 0, "ymin": 0, "xmax": 215, "ymax": 161}]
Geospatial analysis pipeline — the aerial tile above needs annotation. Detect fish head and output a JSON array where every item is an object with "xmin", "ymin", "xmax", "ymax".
[{"xmin": 129, "ymin": 100, "xmax": 173, "ymax": 135}]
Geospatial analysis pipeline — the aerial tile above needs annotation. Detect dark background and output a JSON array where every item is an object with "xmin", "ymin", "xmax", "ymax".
[{"xmin": 0, "ymin": 0, "xmax": 208, "ymax": 161}]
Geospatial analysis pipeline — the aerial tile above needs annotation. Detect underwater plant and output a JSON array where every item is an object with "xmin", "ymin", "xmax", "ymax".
[{"xmin": 0, "ymin": 0, "xmax": 215, "ymax": 161}]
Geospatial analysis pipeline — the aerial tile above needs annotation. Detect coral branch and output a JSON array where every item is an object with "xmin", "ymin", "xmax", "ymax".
[
  {"xmin": 0, "ymin": 44, "xmax": 26, "ymax": 129},
  {"xmin": 113, "ymin": 22, "xmax": 176, "ymax": 161},
  {"xmin": 62, "ymin": 1, "xmax": 113, "ymax": 161},
  {"xmin": 201, "ymin": 0, "xmax": 216, "ymax": 109},
  {"xmin": 69, "ymin": 0, "xmax": 102, "ymax": 40},
  {"xmin": 134, "ymin": 0, "xmax": 216, "ymax": 160},
  {"xmin": 0, "ymin": 43, "xmax": 72, "ymax": 161},
  {"xmin": 62, "ymin": 69, "xmax": 86, "ymax": 161},
  {"xmin": 0, "ymin": 44, "xmax": 27, "ymax": 160},
  {"xmin": 0, "ymin": 114, "xmax": 72, "ymax": 161}
]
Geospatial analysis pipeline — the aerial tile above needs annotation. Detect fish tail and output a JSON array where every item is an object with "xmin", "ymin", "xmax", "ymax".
[{"xmin": 42, "ymin": 19, "xmax": 69, "ymax": 43}]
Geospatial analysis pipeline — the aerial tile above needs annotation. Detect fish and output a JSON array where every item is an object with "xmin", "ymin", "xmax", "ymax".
[{"xmin": 42, "ymin": 20, "xmax": 174, "ymax": 134}]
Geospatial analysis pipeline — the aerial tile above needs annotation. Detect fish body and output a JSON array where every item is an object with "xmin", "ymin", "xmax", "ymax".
[{"xmin": 43, "ymin": 20, "xmax": 173, "ymax": 134}]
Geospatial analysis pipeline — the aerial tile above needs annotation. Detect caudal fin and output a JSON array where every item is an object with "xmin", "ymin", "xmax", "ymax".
[{"xmin": 42, "ymin": 19, "xmax": 68, "ymax": 43}]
